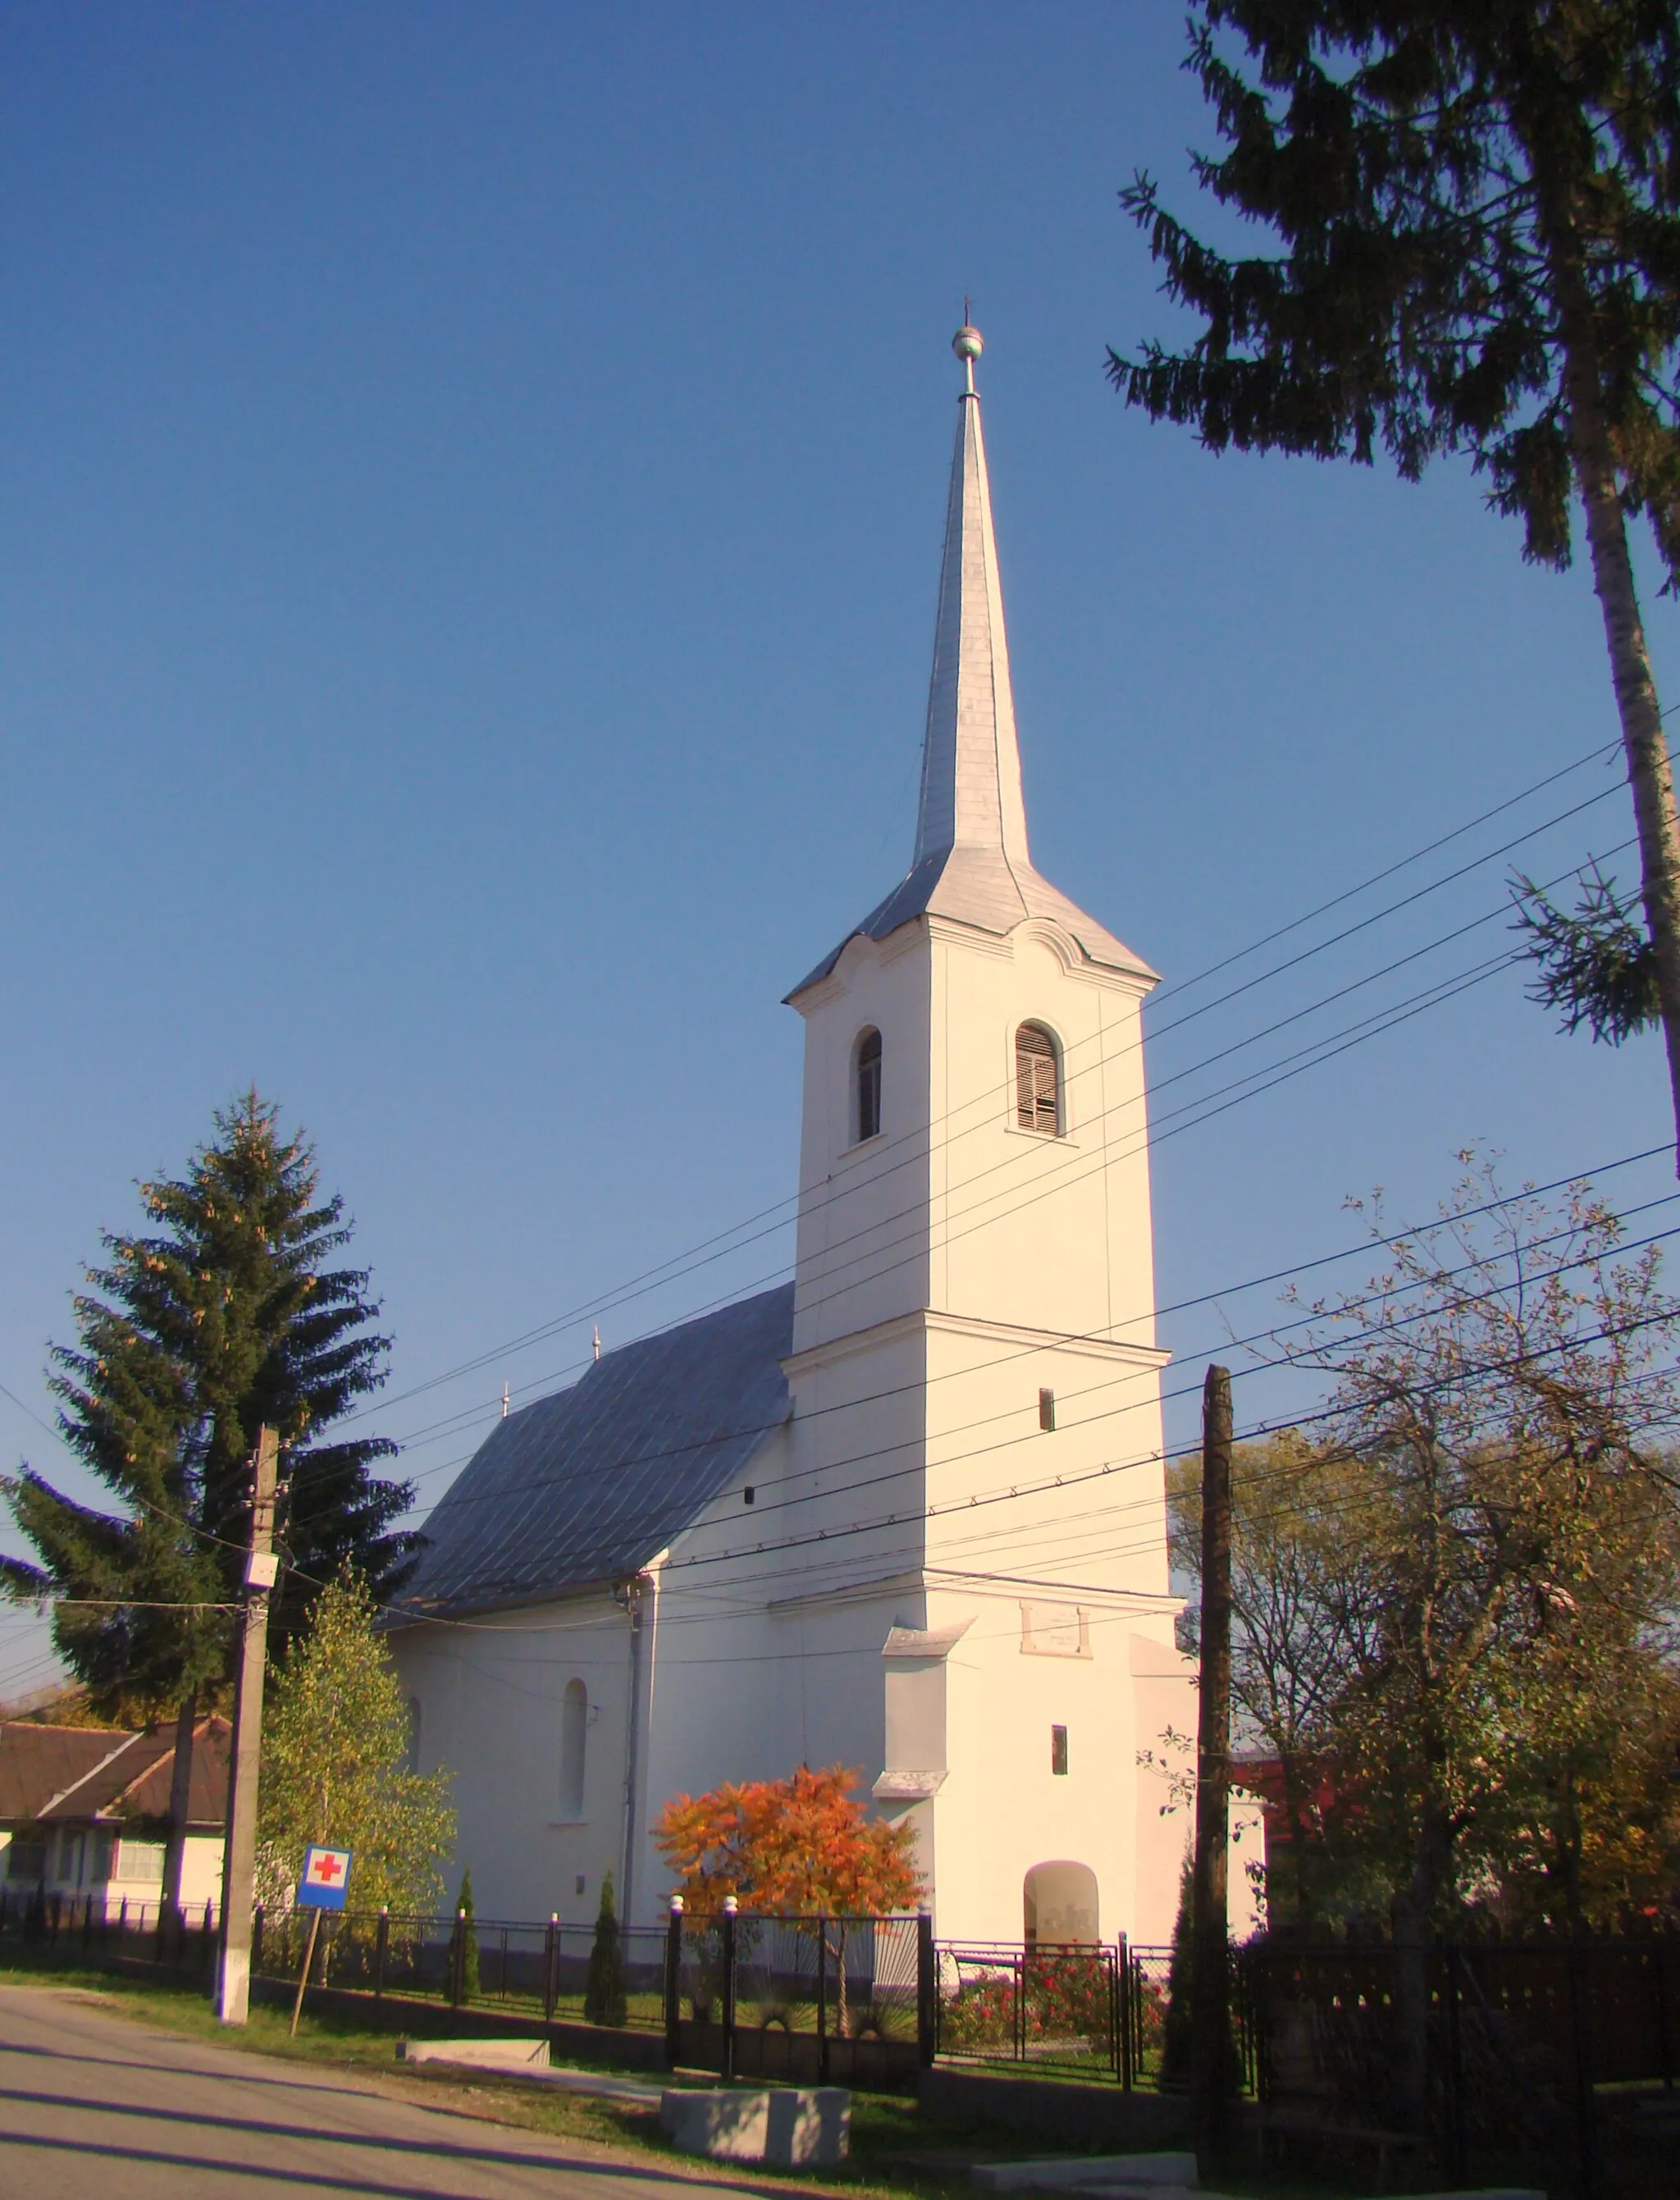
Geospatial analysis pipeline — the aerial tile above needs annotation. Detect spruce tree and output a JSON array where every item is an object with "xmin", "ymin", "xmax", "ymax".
[
  {"xmin": 1112, "ymin": 3, "xmax": 1680, "ymax": 1157},
  {"xmin": 0, "ymin": 1093, "xmax": 418, "ymax": 1914},
  {"xmin": 582, "ymin": 1869, "xmax": 627, "ymax": 2027}
]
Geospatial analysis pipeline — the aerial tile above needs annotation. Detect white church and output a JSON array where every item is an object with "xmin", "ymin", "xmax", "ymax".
[{"xmin": 390, "ymin": 325, "xmax": 1225, "ymax": 1948}]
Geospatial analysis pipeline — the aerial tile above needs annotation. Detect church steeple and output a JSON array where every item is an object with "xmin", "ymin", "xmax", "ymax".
[
  {"xmin": 914, "ymin": 322, "xmax": 1032, "ymax": 873},
  {"xmin": 789, "ymin": 322, "xmax": 1153, "ymax": 998}
]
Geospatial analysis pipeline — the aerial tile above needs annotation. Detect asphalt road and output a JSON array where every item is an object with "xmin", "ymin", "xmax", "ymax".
[{"xmin": 0, "ymin": 1984, "xmax": 745, "ymax": 2199}]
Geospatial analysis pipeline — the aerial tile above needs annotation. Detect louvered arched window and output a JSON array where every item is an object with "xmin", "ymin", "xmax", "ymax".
[
  {"xmin": 1016, "ymin": 1022, "xmax": 1061, "ymax": 1134},
  {"xmin": 855, "ymin": 1027, "xmax": 883, "ymax": 1143}
]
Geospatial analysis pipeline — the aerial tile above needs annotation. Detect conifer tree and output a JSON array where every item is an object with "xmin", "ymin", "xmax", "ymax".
[
  {"xmin": 582, "ymin": 1869, "xmax": 628, "ymax": 2027},
  {"xmin": 1112, "ymin": 3, "xmax": 1680, "ymax": 1156},
  {"xmin": 1160, "ymin": 1857, "xmax": 1195, "ymax": 2092},
  {"xmin": 0, "ymin": 1092, "xmax": 420, "ymax": 1919},
  {"xmin": 455, "ymin": 1867, "xmax": 480, "ymax": 2001}
]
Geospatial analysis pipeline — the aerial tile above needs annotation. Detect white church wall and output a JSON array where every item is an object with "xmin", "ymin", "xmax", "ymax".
[
  {"xmin": 792, "ymin": 930, "xmax": 934, "ymax": 1355},
  {"xmin": 390, "ymin": 1586, "xmax": 634, "ymax": 1924},
  {"xmin": 916, "ymin": 1590, "xmax": 1180, "ymax": 1945},
  {"xmin": 926, "ymin": 922, "xmax": 1156, "ymax": 1346}
]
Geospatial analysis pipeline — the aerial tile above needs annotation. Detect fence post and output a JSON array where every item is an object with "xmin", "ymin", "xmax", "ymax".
[
  {"xmin": 543, "ymin": 1913, "xmax": 558, "ymax": 2024},
  {"xmin": 1567, "ymin": 1938, "xmax": 1599, "ymax": 2200},
  {"xmin": 1655, "ymin": 1939, "xmax": 1674, "ymax": 2093},
  {"xmin": 1443, "ymin": 1945, "xmax": 1468, "ymax": 2187},
  {"xmin": 720, "ymin": 1896, "xmax": 738, "ymax": 2083},
  {"xmin": 916, "ymin": 1910, "xmax": 935, "ymax": 2070},
  {"xmin": 51, "ymin": 1892, "xmax": 62, "ymax": 1946},
  {"xmin": 252, "ymin": 1904, "xmax": 263, "ymax": 1979},
  {"xmin": 816, "ymin": 1919, "xmax": 829, "ymax": 2084},
  {"xmin": 1014, "ymin": 1950, "xmax": 1026, "ymax": 2065},
  {"xmin": 372, "ymin": 1907, "xmax": 388, "ymax": 2006},
  {"xmin": 664, "ymin": 1897, "xmax": 683, "ymax": 2067},
  {"xmin": 450, "ymin": 1909, "xmax": 465, "ymax": 2011}
]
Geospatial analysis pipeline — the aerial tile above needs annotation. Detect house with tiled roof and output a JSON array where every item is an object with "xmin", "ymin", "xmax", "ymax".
[
  {"xmin": 0, "ymin": 1716, "xmax": 229, "ymax": 1919},
  {"xmin": 390, "ymin": 326, "xmax": 1198, "ymax": 1947}
]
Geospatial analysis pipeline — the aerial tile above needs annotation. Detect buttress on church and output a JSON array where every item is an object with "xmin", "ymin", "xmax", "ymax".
[{"xmin": 390, "ymin": 326, "xmax": 1249, "ymax": 1947}]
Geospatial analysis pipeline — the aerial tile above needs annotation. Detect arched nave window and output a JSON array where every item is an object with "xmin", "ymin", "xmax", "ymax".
[
  {"xmin": 855, "ymin": 1027, "xmax": 883, "ymax": 1143},
  {"xmin": 559, "ymin": 1679, "xmax": 587, "ymax": 1819},
  {"xmin": 1015, "ymin": 1022, "xmax": 1061, "ymax": 1134}
]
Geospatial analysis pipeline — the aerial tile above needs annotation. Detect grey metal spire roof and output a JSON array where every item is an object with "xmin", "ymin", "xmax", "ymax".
[
  {"xmin": 394, "ymin": 1285, "xmax": 794, "ymax": 1620},
  {"xmin": 790, "ymin": 327, "xmax": 1154, "ymax": 998}
]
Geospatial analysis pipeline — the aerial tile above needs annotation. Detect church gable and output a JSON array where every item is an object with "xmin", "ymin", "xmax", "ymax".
[{"xmin": 398, "ymin": 1283, "xmax": 793, "ymax": 1618}]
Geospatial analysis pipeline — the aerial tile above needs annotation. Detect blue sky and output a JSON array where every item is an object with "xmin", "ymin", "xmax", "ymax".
[{"xmin": 2, "ymin": 4, "xmax": 1674, "ymax": 1705}]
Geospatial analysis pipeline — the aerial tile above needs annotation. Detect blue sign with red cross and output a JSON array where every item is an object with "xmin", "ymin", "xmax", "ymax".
[{"xmin": 297, "ymin": 1845, "xmax": 353, "ymax": 1910}]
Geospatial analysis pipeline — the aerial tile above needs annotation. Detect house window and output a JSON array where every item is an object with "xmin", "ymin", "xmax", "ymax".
[
  {"xmin": 5, "ymin": 1837, "xmax": 45, "ymax": 1886},
  {"xmin": 113, "ymin": 1838, "xmax": 164, "ymax": 1884},
  {"xmin": 1039, "ymin": 1388, "xmax": 1056, "ymax": 1431},
  {"xmin": 1050, "ymin": 1724, "xmax": 1070, "ymax": 1776},
  {"xmin": 559, "ymin": 1678, "xmax": 588, "ymax": 1819},
  {"xmin": 855, "ymin": 1028, "xmax": 883, "ymax": 1142},
  {"xmin": 1015, "ymin": 1024, "xmax": 1060, "ymax": 1134}
]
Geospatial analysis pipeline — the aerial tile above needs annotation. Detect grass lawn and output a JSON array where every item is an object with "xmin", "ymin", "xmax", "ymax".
[{"xmin": 0, "ymin": 1956, "xmax": 1388, "ymax": 2200}]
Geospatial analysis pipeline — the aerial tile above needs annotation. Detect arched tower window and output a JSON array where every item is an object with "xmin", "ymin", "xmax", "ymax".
[
  {"xmin": 855, "ymin": 1027, "xmax": 883, "ymax": 1143},
  {"xmin": 559, "ymin": 1678, "xmax": 587, "ymax": 1819},
  {"xmin": 1015, "ymin": 1022, "xmax": 1061, "ymax": 1134}
]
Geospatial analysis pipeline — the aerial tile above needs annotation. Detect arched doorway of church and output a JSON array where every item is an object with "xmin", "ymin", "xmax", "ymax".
[{"xmin": 1023, "ymin": 1860, "xmax": 1099, "ymax": 1946}]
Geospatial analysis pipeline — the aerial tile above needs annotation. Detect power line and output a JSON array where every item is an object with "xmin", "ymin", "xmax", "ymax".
[
  {"xmin": 334, "ymin": 744, "xmax": 1623, "ymax": 1434},
  {"xmin": 377, "ymin": 856, "xmax": 1604, "ymax": 1472},
  {"xmin": 383, "ymin": 1214, "xmax": 1680, "ymax": 1621}
]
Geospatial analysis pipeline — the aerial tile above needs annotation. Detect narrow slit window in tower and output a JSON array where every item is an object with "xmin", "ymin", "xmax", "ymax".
[{"xmin": 856, "ymin": 1027, "xmax": 883, "ymax": 1142}]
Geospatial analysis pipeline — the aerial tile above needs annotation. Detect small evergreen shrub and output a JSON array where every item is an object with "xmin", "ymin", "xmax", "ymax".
[{"xmin": 583, "ymin": 1870, "xmax": 627, "ymax": 2026}]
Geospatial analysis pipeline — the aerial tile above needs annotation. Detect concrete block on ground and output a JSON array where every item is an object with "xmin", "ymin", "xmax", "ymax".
[
  {"xmin": 660, "ymin": 2086, "xmax": 851, "ymax": 2166},
  {"xmin": 396, "ymin": 2038, "xmax": 550, "ymax": 2070},
  {"xmin": 973, "ymin": 2156, "xmax": 1198, "ymax": 2193}
]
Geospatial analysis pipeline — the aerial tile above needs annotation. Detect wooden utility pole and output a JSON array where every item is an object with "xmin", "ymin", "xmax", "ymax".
[
  {"xmin": 217, "ymin": 1426, "xmax": 279, "ymax": 2024},
  {"xmin": 1190, "ymin": 1363, "xmax": 1234, "ymax": 2163}
]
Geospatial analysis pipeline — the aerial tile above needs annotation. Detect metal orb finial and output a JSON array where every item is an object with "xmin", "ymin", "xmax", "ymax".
[{"xmin": 952, "ymin": 322, "xmax": 984, "ymax": 364}]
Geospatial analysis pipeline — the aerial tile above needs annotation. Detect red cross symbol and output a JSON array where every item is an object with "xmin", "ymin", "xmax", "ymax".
[{"xmin": 311, "ymin": 1851, "xmax": 345, "ymax": 1883}]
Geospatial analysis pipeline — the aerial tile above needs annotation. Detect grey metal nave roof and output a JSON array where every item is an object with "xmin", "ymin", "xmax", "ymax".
[{"xmin": 395, "ymin": 1284, "xmax": 793, "ymax": 1620}]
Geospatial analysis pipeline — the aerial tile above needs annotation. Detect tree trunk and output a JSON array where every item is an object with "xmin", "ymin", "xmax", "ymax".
[
  {"xmin": 1549, "ymin": 197, "xmax": 1680, "ymax": 1166},
  {"xmin": 1190, "ymin": 1365, "xmax": 1234, "ymax": 2161},
  {"xmin": 1390, "ymin": 1801, "xmax": 1454, "ymax": 2136},
  {"xmin": 158, "ymin": 1688, "xmax": 197, "ymax": 1958}
]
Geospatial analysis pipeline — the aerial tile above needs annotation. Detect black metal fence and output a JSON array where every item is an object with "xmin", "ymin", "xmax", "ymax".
[
  {"xmin": 1242, "ymin": 1934, "xmax": 1680, "ymax": 2199},
  {"xmin": 664, "ymin": 1906, "xmax": 930, "ymax": 2091},
  {"xmin": 934, "ymin": 1942, "xmax": 1125, "ymax": 2078},
  {"xmin": 249, "ymin": 1905, "xmax": 671, "ymax": 2029},
  {"xmin": 0, "ymin": 1885, "xmax": 220, "ymax": 1967}
]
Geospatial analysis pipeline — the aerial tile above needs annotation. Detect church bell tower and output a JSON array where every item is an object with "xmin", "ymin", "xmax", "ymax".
[{"xmin": 774, "ymin": 326, "xmax": 1187, "ymax": 1947}]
